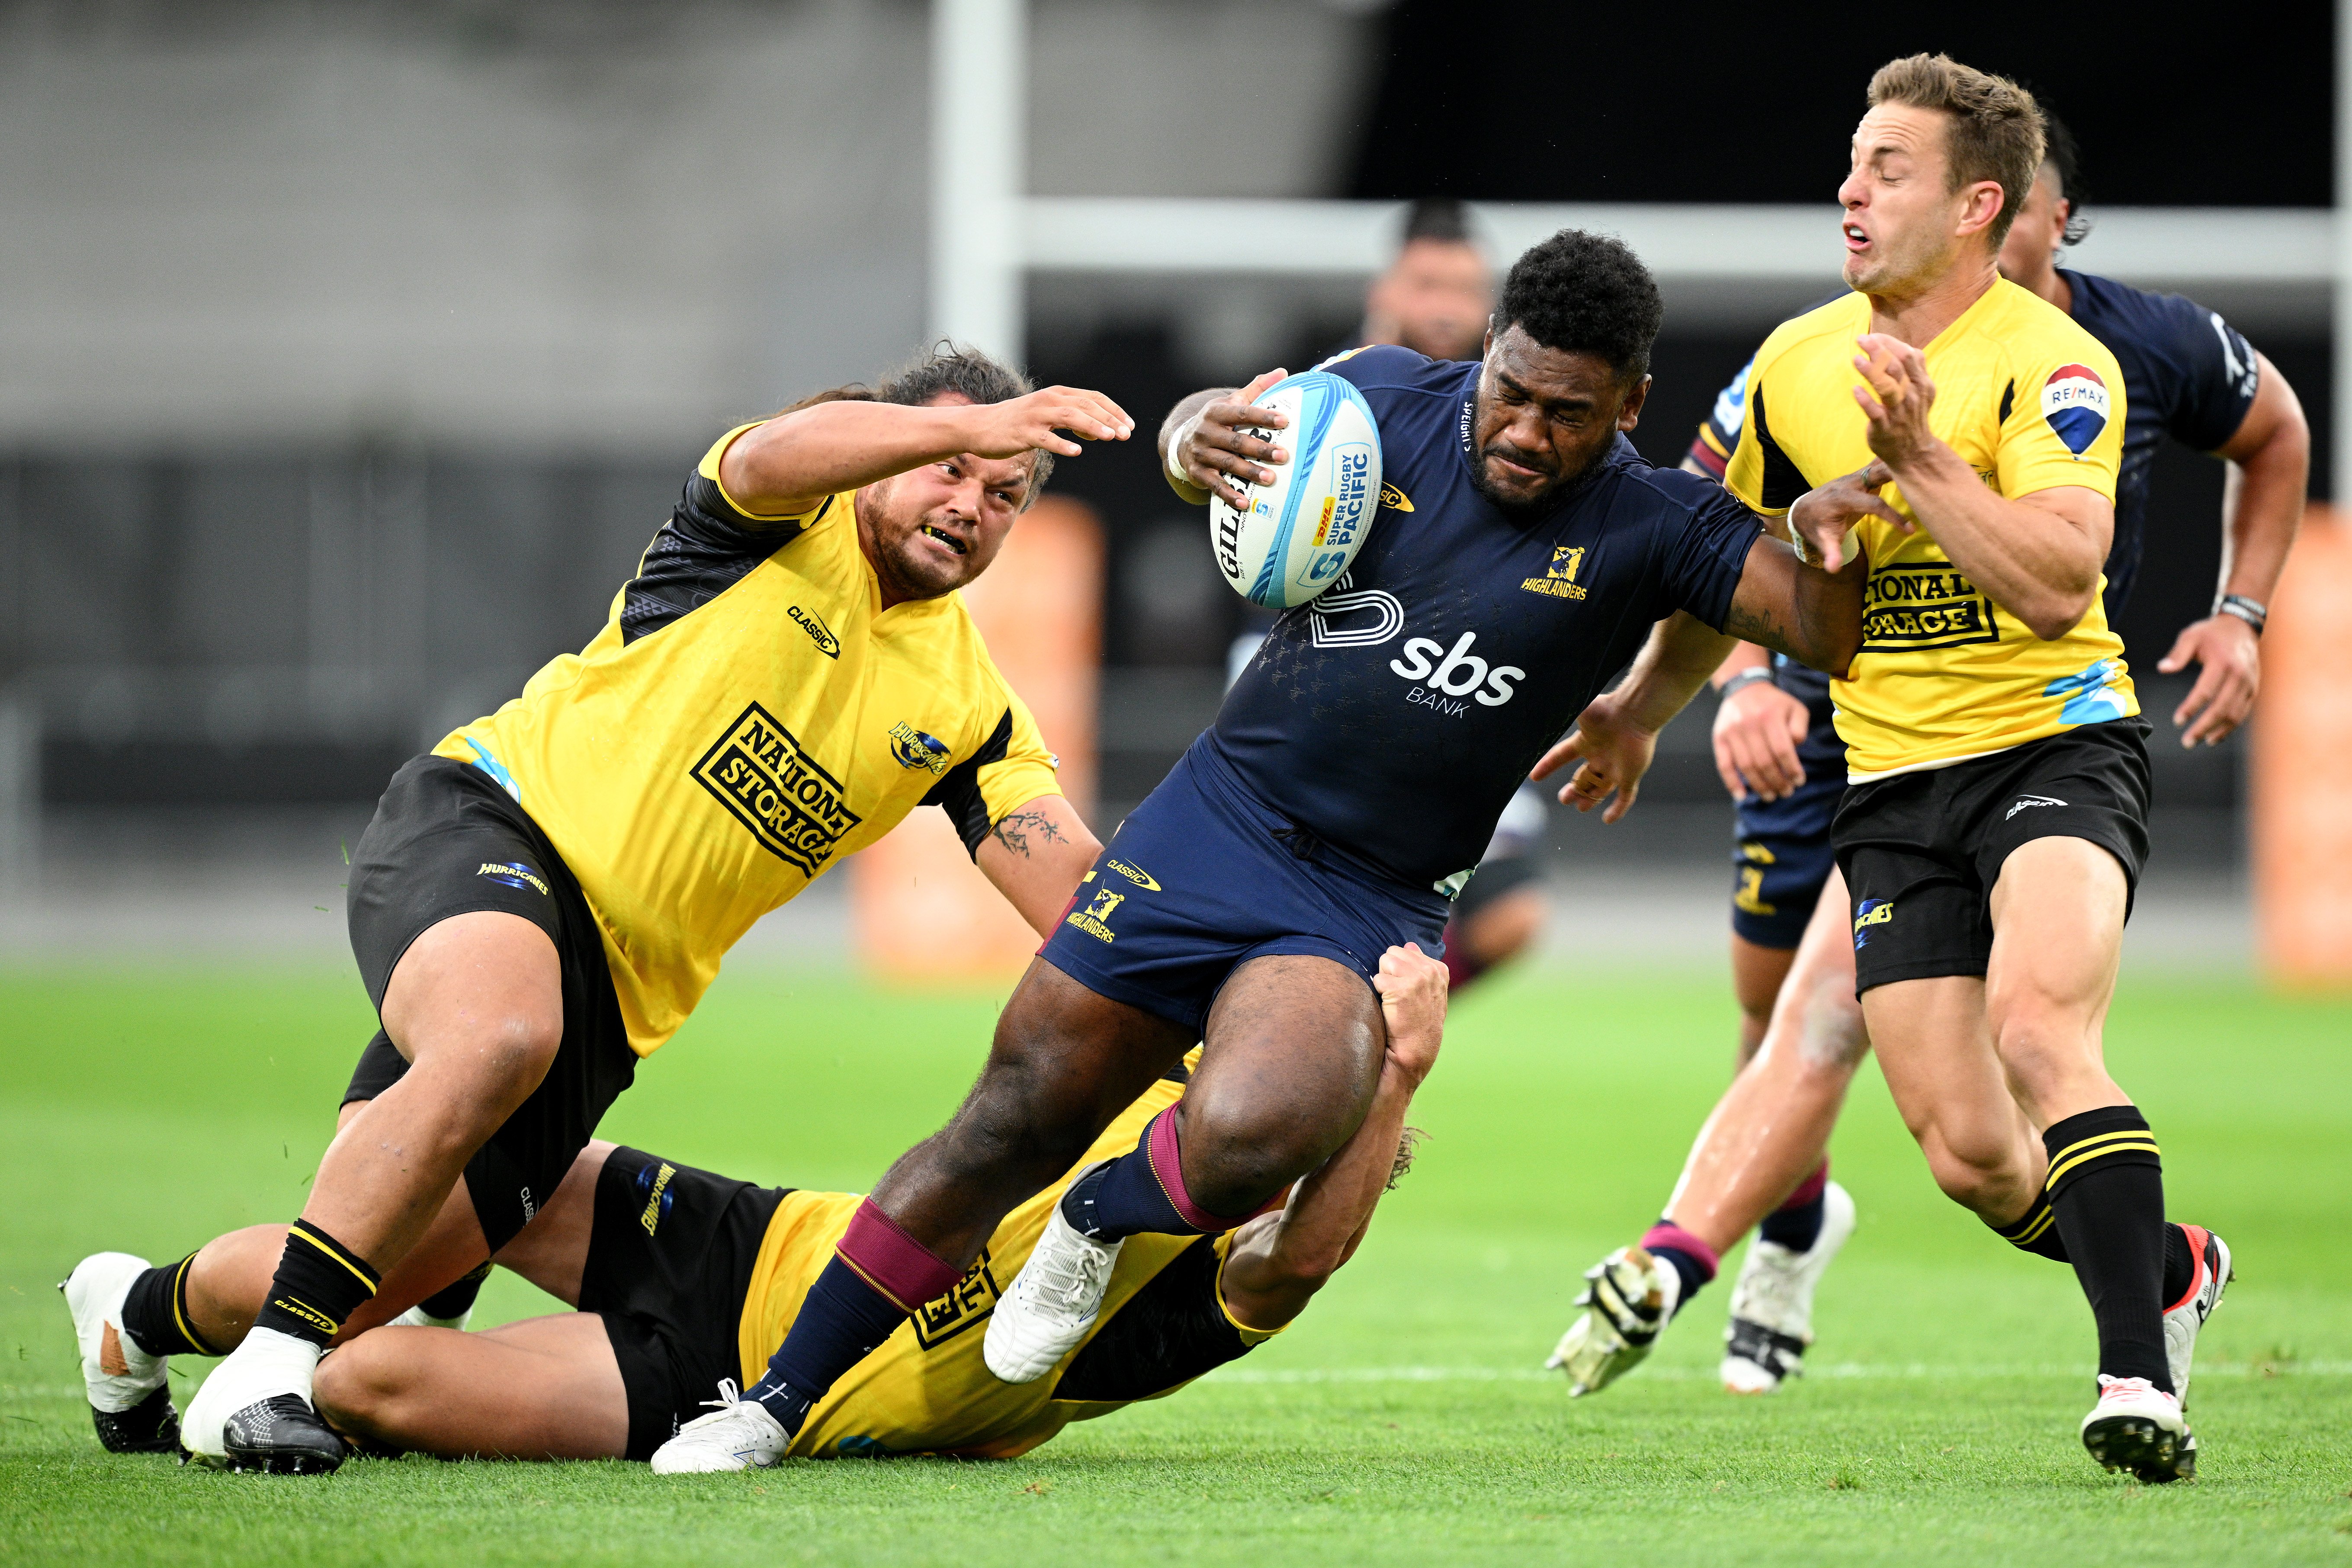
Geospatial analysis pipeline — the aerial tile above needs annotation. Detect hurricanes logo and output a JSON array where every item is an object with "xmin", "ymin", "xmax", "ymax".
[
  {"xmin": 1063, "ymin": 877, "xmax": 1126, "ymax": 943},
  {"xmin": 636, "ymin": 1161, "xmax": 677, "ymax": 1235},
  {"xmin": 475, "ymin": 861, "xmax": 549, "ymax": 896},
  {"xmin": 1521, "ymin": 544, "xmax": 1588, "ymax": 601},
  {"xmin": 910, "ymin": 1249, "xmax": 1000, "ymax": 1350},
  {"xmin": 889, "ymin": 722, "xmax": 951, "ymax": 775},
  {"xmin": 691, "ymin": 703, "xmax": 863, "ymax": 876},
  {"xmin": 1853, "ymin": 899, "xmax": 1894, "ymax": 949},
  {"xmin": 788, "ymin": 604, "xmax": 841, "ymax": 658}
]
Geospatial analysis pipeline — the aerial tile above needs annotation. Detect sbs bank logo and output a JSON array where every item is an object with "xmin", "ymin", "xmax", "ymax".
[{"xmin": 1389, "ymin": 631, "xmax": 1525, "ymax": 715}]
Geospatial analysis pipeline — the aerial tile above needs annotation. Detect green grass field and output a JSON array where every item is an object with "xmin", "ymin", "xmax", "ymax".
[{"xmin": 2, "ymin": 958, "xmax": 2348, "ymax": 1565}]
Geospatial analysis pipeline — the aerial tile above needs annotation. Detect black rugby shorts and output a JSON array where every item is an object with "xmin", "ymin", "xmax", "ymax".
[
  {"xmin": 1832, "ymin": 718, "xmax": 2150, "ymax": 994},
  {"xmin": 341, "ymin": 754, "xmax": 635, "ymax": 1250}
]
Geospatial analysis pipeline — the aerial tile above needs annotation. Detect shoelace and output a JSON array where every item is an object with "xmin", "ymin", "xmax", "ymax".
[
  {"xmin": 1057, "ymin": 1242, "xmax": 1114, "ymax": 1311},
  {"xmin": 698, "ymin": 1378, "xmax": 744, "ymax": 1416},
  {"xmin": 2095, "ymin": 1374, "xmax": 2168, "ymax": 1404}
]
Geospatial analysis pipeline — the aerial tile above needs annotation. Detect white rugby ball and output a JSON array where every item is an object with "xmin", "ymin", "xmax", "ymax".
[{"xmin": 1208, "ymin": 370, "xmax": 1382, "ymax": 608}]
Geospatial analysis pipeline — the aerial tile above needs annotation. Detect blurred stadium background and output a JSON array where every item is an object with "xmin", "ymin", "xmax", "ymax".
[{"xmin": 0, "ymin": 0, "xmax": 2342, "ymax": 979}]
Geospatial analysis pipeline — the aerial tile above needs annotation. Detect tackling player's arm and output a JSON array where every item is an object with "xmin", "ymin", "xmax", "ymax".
[
  {"xmin": 2159, "ymin": 351, "xmax": 2310, "ymax": 745},
  {"xmin": 720, "ymin": 386, "xmax": 1135, "ymax": 516},
  {"xmin": 975, "ymin": 794, "xmax": 1102, "ymax": 937},
  {"xmin": 1217, "ymin": 943, "xmax": 1446, "ymax": 1331},
  {"xmin": 1841, "ymin": 332, "xmax": 2111, "ymax": 641},
  {"xmin": 1161, "ymin": 370, "xmax": 1294, "ymax": 510}
]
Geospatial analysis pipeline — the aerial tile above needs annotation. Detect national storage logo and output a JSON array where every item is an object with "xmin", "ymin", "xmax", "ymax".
[
  {"xmin": 1860, "ymin": 562, "xmax": 2001, "ymax": 651},
  {"xmin": 691, "ymin": 702, "xmax": 863, "ymax": 876}
]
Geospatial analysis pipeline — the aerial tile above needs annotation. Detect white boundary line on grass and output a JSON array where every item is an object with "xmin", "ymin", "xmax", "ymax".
[{"xmin": 1207, "ymin": 1362, "xmax": 2352, "ymax": 1385}]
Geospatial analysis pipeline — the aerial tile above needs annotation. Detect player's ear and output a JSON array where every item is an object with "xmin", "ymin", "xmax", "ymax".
[{"xmin": 1617, "ymin": 374, "xmax": 1651, "ymax": 430}]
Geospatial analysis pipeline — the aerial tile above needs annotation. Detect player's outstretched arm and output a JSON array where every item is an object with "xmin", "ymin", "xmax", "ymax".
[
  {"xmin": 720, "ymin": 388, "xmax": 1134, "ymax": 516},
  {"xmin": 1161, "ymin": 370, "xmax": 1292, "ymax": 510},
  {"xmin": 1218, "ymin": 943, "xmax": 1446, "ymax": 1331},
  {"xmin": 2159, "ymin": 350, "xmax": 2310, "ymax": 747},
  {"xmin": 975, "ymin": 793, "xmax": 1104, "ymax": 938},
  {"xmin": 1720, "ymin": 532, "xmax": 1868, "ymax": 678}
]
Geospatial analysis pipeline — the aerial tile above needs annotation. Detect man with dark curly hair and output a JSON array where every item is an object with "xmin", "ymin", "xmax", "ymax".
[{"xmin": 651, "ymin": 229, "xmax": 1873, "ymax": 1472}]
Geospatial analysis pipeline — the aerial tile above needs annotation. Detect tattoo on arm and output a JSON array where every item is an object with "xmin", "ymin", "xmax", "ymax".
[
  {"xmin": 1722, "ymin": 596, "xmax": 1794, "ymax": 660},
  {"xmin": 989, "ymin": 808, "xmax": 1066, "ymax": 860}
]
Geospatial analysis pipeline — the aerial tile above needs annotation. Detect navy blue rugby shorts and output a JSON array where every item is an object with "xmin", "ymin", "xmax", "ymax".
[
  {"xmin": 1728, "ymin": 670, "xmax": 1847, "ymax": 949},
  {"xmin": 1037, "ymin": 738, "xmax": 1450, "ymax": 1038}
]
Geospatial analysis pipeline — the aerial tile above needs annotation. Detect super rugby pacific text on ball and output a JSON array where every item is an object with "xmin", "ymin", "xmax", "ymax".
[{"xmin": 1208, "ymin": 371, "xmax": 1384, "ymax": 609}]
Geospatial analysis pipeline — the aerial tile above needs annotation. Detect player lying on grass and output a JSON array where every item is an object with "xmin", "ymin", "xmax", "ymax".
[
  {"xmin": 648, "ymin": 229, "xmax": 1871, "ymax": 1473},
  {"xmin": 1554, "ymin": 111, "xmax": 2305, "ymax": 1399},
  {"xmin": 1549, "ymin": 55, "xmax": 2239, "ymax": 1484},
  {"xmin": 108, "ymin": 945, "xmax": 1444, "ymax": 1467},
  {"xmin": 60, "ymin": 347, "xmax": 1130, "ymax": 1474}
]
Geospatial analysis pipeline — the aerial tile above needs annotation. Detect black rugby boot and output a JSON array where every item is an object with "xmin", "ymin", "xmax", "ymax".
[
  {"xmin": 93, "ymin": 1383, "xmax": 183, "ymax": 1455},
  {"xmin": 218, "ymin": 1394, "xmax": 347, "ymax": 1475}
]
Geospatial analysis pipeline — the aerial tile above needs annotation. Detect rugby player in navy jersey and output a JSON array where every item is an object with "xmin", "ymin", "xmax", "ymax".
[
  {"xmin": 649, "ymin": 230, "xmax": 1871, "ymax": 1471},
  {"xmin": 1553, "ymin": 105, "xmax": 2306, "ymax": 1440}
]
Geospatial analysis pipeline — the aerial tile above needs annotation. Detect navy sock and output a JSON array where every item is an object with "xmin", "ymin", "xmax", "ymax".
[
  {"xmin": 1649, "ymin": 1245, "xmax": 1711, "ymax": 1308},
  {"xmin": 747, "ymin": 1257, "xmax": 907, "ymax": 1433},
  {"xmin": 1638, "ymin": 1222, "xmax": 1720, "ymax": 1312},
  {"xmin": 1061, "ymin": 1148, "xmax": 1191, "ymax": 1242},
  {"xmin": 1758, "ymin": 1188, "xmax": 1826, "ymax": 1254}
]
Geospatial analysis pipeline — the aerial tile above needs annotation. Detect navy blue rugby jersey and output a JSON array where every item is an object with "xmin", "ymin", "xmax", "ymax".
[
  {"xmin": 1209, "ymin": 346, "xmax": 1762, "ymax": 892},
  {"xmin": 2061, "ymin": 269, "xmax": 2259, "ymax": 615}
]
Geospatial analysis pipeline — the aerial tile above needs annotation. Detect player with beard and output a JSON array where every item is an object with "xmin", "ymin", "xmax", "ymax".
[
  {"xmin": 1554, "ymin": 112, "xmax": 2302, "ymax": 1409},
  {"xmin": 62, "ymin": 349, "xmax": 1131, "ymax": 1473},
  {"xmin": 648, "ymin": 228, "xmax": 1869, "ymax": 1473}
]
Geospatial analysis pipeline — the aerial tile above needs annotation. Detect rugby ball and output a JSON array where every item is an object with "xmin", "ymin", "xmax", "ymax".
[{"xmin": 1207, "ymin": 371, "xmax": 1382, "ymax": 608}]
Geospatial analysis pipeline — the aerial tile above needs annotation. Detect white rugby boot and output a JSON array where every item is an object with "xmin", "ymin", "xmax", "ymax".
[
  {"xmin": 1720, "ymin": 1180, "xmax": 1858, "ymax": 1394},
  {"xmin": 1546, "ymin": 1245, "xmax": 1682, "ymax": 1396},
  {"xmin": 2081, "ymin": 1373, "xmax": 2190, "ymax": 1483},
  {"xmin": 984, "ymin": 1171, "xmax": 1123, "ymax": 1384},
  {"xmin": 60, "ymin": 1252, "xmax": 181, "ymax": 1454},
  {"xmin": 2162, "ymin": 1225, "xmax": 2232, "ymax": 1411},
  {"xmin": 649, "ymin": 1380, "xmax": 789, "ymax": 1474},
  {"xmin": 182, "ymin": 1324, "xmax": 343, "ymax": 1473}
]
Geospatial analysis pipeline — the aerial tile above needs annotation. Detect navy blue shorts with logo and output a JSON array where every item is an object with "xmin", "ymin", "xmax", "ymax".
[
  {"xmin": 1832, "ymin": 717, "xmax": 2151, "ymax": 995},
  {"xmin": 1729, "ymin": 663, "xmax": 1846, "ymax": 949},
  {"xmin": 1038, "ymin": 738, "xmax": 1451, "ymax": 1037}
]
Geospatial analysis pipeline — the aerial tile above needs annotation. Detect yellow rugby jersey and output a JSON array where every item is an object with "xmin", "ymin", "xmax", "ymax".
[
  {"xmin": 1724, "ymin": 282, "xmax": 2136, "ymax": 781},
  {"xmin": 435, "ymin": 424, "xmax": 1062, "ymax": 1055},
  {"xmin": 739, "ymin": 1062, "xmax": 1280, "ymax": 1460}
]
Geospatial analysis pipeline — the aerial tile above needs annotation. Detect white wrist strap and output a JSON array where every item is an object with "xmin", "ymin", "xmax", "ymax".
[{"xmin": 1165, "ymin": 411, "xmax": 1206, "ymax": 487}]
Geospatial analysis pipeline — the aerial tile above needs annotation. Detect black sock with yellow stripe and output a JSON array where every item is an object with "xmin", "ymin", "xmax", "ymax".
[
  {"xmin": 121, "ymin": 1252, "xmax": 221, "ymax": 1358},
  {"xmin": 2043, "ymin": 1106, "xmax": 2171, "ymax": 1392},
  {"xmin": 252, "ymin": 1220, "xmax": 380, "ymax": 1348},
  {"xmin": 1987, "ymin": 1190, "xmax": 2070, "ymax": 1262}
]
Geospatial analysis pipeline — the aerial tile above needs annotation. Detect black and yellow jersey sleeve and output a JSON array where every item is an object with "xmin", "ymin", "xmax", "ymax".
[
  {"xmin": 921, "ymin": 673, "xmax": 1062, "ymax": 857},
  {"xmin": 621, "ymin": 425, "xmax": 837, "ymax": 645}
]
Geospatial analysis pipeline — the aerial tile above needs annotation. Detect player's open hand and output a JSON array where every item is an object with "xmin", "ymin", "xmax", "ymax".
[
  {"xmin": 1531, "ymin": 693, "xmax": 1657, "ymax": 824},
  {"xmin": 2157, "ymin": 612, "xmax": 2260, "ymax": 747},
  {"xmin": 968, "ymin": 386, "xmax": 1134, "ymax": 460},
  {"xmin": 1372, "ymin": 942, "xmax": 1447, "ymax": 1088},
  {"xmin": 1176, "ymin": 369, "xmax": 1292, "ymax": 510},
  {"xmin": 1789, "ymin": 459, "xmax": 1904, "ymax": 573},
  {"xmin": 1713, "ymin": 677, "xmax": 1810, "ymax": 801},
  {"xmin": 1850, "ymin": 333, "xmax": 1938, "ymax": 471}
]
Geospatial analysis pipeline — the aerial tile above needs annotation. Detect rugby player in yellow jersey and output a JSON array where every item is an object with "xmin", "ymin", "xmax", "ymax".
[
  {"xmin": 1556, "ymin": 57, "xmax": 2226, "ymax": 1484},
  {"xmin": 62, "ymin": 349, "xmax": 1133, "ymax": 1473},
  {"xmin": 198, "ymin": 944, "xmax": 1445, "ymax": 1466}
]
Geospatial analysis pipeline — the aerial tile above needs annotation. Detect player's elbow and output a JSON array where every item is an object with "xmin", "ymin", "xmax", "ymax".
[{"xmin": 2022, "ymin": 584, "xmax": 2097, "ymax": 643}]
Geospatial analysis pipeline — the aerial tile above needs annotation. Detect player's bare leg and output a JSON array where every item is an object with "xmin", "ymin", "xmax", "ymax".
[
  {"xmin": 1868, "ymin": 837, "xmax": 2202, "ymax": 1480},
  {"xmin": 180, "ymin": 910, "xmax": 562, "ymax": 1469},
  {"xmin": 1551, "ymin": 877, "xmax": 1865, "ymax": 1395},
  {"xmin": 985, "ymin": 953, "xmax": 1384, "ymax": 1381},
  {"xmin": 1728, "ymin": 932, "xmax": 1798, "ymax": 1060}
]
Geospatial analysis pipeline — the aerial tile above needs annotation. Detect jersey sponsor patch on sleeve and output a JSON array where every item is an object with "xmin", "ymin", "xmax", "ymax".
[{"xmin": 2040, "ymin": 363, "xmax": 2112, "ymax": 455}]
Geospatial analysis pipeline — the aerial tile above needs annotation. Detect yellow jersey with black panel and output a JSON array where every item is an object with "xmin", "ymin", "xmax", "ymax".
[
  {"xmin": 435, "ymin": 423, "xmax": 1061, "ymax": 1057},
  {"xmin": 739, "ymin": 1060, "xmax": 1280, "ymax": 1460},
  {"xmin": 1724, "ymin": 283, "xmax": 2134, "ymax": 782}
]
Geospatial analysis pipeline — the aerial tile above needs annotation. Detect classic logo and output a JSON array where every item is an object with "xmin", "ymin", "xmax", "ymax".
[
  {"xmin": 1389, "ymin": 630, "xmax": 1526, "ymax": 715},
  {"xmin": 1861, "ymin": 562, "xmax": 2001, "ymax": 651},
  {"xmin": 910, "ymin": 1249, "xmax": 1000, "ymax": 1350},
  {"xmin": 691, "ymin": 703, "xmax": 863, "ymax": 876},
  {"xmin": 2040, "ymin": 363, "xmax": 2111, "ymax": 456},
  {"xmin": 636, "ymin": 1161, "xmax": 677, "ymax": 1236},
  {"xmin": 476, "ymin": 861, "xmax": 550, "ymax": 896},
  {"xmin": 1064, "ymin": 879, "xmax": 1126, "ymax": 943},
  {"xmin": 788, "ymin": 604, "xmax": 841, "ymax": 659},
  {"xmin": 889, "ymin": 721, "xmax": 951, "ymax": 775},
  {"xmin": 1521, "ymin": 544, "xmax": 1588, "ymax": 601},
  {"xmin": 1106, "ymin": 859, "xmax": 1160, "ymax": 891},
  {"xmin": 1379, "ymin": 481, "xmax": 1414, "ymax": 513}
]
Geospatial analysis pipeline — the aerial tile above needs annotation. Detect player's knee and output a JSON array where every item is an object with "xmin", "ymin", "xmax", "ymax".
[
  {"xmin": 1918, "ymin": 1130, "xmax": 2027, "ymax": 1214},
  {"xmin": 1178, "ymin": 1097, "xmax": 1354, "ymax": 1217},
  {"xmin": 1794, "ymin": 980, "xmax": 1869, "ymax": 1074},
  {"xmin": 312, "ymin": 1334, "xmax": 404, "ymax": 1430}
]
